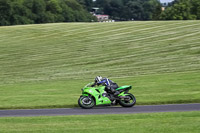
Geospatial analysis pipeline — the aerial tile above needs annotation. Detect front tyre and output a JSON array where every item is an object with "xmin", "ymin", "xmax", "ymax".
[
  {"xmin": 119, "ymin": 93, "xmax": 136, "ymax": 107},
  {"xmin": 78, "ymin": 96, "xmax": 95, "ymax": 109}
]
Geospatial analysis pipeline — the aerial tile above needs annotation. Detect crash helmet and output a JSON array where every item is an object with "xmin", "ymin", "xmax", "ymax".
[{"xmin": 95, "ymin": 76, "xmax": 102, "ymax": 83}]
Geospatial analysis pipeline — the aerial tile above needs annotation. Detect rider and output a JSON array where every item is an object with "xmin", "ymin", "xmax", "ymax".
[{"xmin": 92, "ymin": 76, "xmax": 120, "ymax": 97}]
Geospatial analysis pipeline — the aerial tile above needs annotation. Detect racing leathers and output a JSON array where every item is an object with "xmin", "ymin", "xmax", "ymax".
[{"xmin": 92, "ymin": 78, "xmax": 120, "ymax": 96}]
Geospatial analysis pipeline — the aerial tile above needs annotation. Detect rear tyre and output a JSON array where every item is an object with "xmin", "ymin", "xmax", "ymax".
[
  {"xmin": 78, "ymin": 96, "xmax": 95, "ymax": 109},
  {"xmin": 119, "ymin": 93, "xmax": 136, "ymax": 107}
]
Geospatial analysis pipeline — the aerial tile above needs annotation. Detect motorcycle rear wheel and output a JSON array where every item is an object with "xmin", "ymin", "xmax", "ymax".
[
  {"xmin": 78, "ymin": 96, "xmax": 95, "ymax": 109},
  {"xmin": 119, "ymin": 93, "xmax": 136, "ymax": 107}
]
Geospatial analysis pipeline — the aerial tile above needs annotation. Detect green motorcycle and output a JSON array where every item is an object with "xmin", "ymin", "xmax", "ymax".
[{"xmin": 78, "ymin": 82, "xmax": 136, "ymax": 109}]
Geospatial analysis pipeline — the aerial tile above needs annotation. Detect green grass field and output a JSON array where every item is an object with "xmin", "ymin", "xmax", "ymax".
[
  {"xmin": 0, "ymin": 111, "xmax": 200, "ymax": 133},
  {"xmin": 0, "ymin": 21, "xmax": 200, "ymax": 109}
]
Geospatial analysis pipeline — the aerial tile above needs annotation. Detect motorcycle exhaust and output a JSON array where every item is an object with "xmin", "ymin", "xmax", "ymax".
[{"xmin": 119, "ymin": 96, "xmax": 127, "ymax": 99}]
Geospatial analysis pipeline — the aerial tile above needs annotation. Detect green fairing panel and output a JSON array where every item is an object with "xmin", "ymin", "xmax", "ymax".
[
  {"xmin": 82, "ymin": 86, "xmax": 111, "ymax": 105},
  {"xmin": 116, "ymin": 85, "xmax": 131, "ymax": 90},
  {"xmin": 96, "ymin": 96, "xmax": 111, "ymax": 105},
  {"xmin": 82, "ymin": 93, "xmax": 89, "ymax": 96}
]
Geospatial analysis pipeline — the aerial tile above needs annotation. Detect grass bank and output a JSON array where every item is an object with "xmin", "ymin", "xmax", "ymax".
[{"xmin": 0, "ymin": 21, "xmax": 200, "ymax": 109}]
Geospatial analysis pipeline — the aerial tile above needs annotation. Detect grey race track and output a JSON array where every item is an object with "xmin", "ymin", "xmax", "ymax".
[{"xmin": 0, "ymin": 103, "xmax": 200, "ymax": 117}]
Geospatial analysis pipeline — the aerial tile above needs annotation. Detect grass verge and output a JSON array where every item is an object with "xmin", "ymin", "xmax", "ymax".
[
  {"xmin": 0, "ymin": 111, "xmax": 200, "ymax": 133},
  {"xmin": 0, "ymin": 71, "xmax": 199, "ymax": 109}
]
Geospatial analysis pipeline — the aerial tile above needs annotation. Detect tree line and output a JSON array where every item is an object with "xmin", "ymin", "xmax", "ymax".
[
  {"xmin": 80, "ymin": 0, "xmax": 200, "ymax": 20},
  {"xmin": 1, "ymin": 0, "xmax": 200, "ymax": 26},
  {"xmin": 0, "ymin": 0, "xmax": 97, "ymax": 26}
]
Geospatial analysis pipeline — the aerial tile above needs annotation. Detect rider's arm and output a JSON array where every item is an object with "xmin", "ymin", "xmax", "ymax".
[
  {"xmin": 98, "ymin": 78, "xmax": 108, "ymax": 86},
  {"xmin": 91, "ymin": 82, "xmax": 97, "ymax": 87}
]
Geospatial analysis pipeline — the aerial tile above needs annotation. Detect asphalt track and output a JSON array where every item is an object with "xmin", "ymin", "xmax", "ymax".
[{"xmin": 0, "ymin": 103, "xmax": 200, "ymax": 117}]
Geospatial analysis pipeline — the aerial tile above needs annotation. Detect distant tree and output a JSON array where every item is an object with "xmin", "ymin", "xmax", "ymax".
[
  {"xmin": 31, "ymin": 0, "xmax": 47, "ymax": 23},
  {"xmin": 46, "ymin": 0, "xmax": 62, "ymax": 14},
  {"xmin": 10, "ymin": 1, "xmax": 34, "ymax": 25},
  {"xmin": 78, "ymin": 0, "xmax": 93, "ymax": 11},
  {"xmin": 160, "ymin": 0, "xmax": 200, "ymax": 20},
  {"xmin": 104, "ymin": 0, "xmax": 124, "ymax": 20},
  {"xmin": 63, "ymin": 0, "xmax": 96, "ymax": 22},
  {"xmin": 45, "ymin": 0, "xmax": 64, "ymax": 22},
  {"xmin": 60, "ymin": 2, "xmax": 76, "ymax": 22},
  {"xmin": 191, "ymin": 0, "xmax": 200, "ymax": 19},
  {"xmin": 123, "ymin": 0, "xmax": 143, "ymax": 20},
  {"xmin": 148, "ymin": 0, "xmax": 162, "ymax": 20},
  {"xmin": 0, "ymin": 0, "xmax": 12, "ymax": 25}
]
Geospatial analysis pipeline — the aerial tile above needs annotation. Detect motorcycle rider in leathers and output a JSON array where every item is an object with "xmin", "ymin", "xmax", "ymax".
[{"xmin": 91, "ymin": 76, "xmax": 120, "ymax": 97}]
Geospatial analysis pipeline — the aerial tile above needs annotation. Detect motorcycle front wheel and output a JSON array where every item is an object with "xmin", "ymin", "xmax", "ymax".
[
  {"xmin": 119, "ymin": 93, "xmax": 136, "ymax": 107},
  {"xmin": 78, "ymin": 96, "xmax": 95, "ymax": 109}
]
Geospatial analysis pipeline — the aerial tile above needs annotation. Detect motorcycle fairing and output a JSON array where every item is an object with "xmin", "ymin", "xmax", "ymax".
[
  {"xmin": 116, "ymin": 85, "xmax": 132, "ymax": 91},
  {"xmin": 82, "ymin": 86, "xmax": 111, "ymax": 105}
]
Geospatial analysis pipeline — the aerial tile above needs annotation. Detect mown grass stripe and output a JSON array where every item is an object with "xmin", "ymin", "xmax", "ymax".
[{"xmin": 1, "ymin": 21, "xmax": 197, "ymax": 45}]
